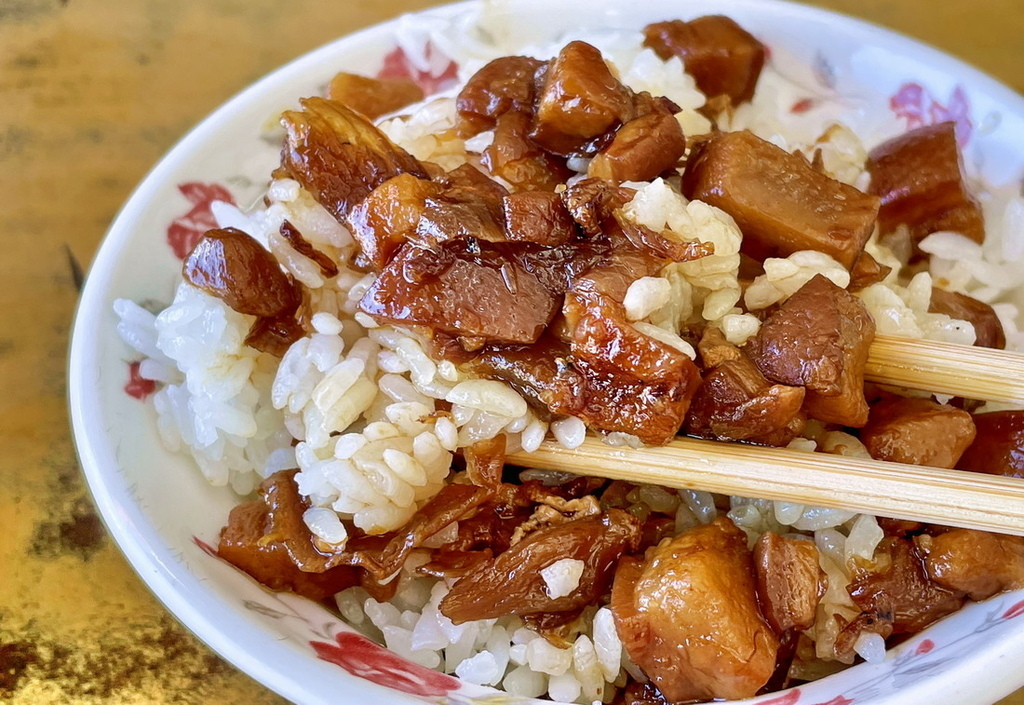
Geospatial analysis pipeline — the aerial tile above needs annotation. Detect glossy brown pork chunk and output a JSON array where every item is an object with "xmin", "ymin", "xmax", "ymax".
[
  {"xmin": 917, "ymin": 529, "xmax": 1024, "ymax": 601},
  {"xmin": 413, "ymin": 163, "xmax": 510, "ymax": 248},
  {"xmin": 484, "ymin": 110, "xmax": 573, "ymax": 191},
  {"xmin": 218, "ymin": 471, "xmax": 361, "ymax": 602},
  {"xmin": 502, "ymin": 190, "xmax": 577, "ymax": 246},
  {"xmin": 611, "ymin": 517, "xmax": 780, "ymax": 702},
  {"xmin": 562, "ymin": 247, "xmax": 704, "ymax": 444},
  {"xmin": 957, "ymin": 411, "xmax": 1024, "ymax": 478},
  {"xmin": 687, "ymin": 329, "xmax": 806, "ymax": 445},
  {"xmin": 867, "ymin": 121, "xmax": 985, "ymax": 246},
  {"xmin": 456, "ymin": 55, "xmax": 546, "ymax": 135},
  {"xmin": 280, "ymin": 97, "xmax": 428, "ymax": 222},
  {"xmin": 587, "ymin": 108, "xmax": 686, "ymax": 183},
  {"xmin": 929, "ymin": 287, "xmax": 1006, "ymax": 349},
  {"xmin": 349, "ymin": 162, "xmax": 516, "ymax": 270},
  {"xmin": 483, "ymin": 110, "xmax": 573, "ymax": 191},
  {"xmin": 860, "ymin": 396, "xmax": 976, "ymax": 468},
  {"xmin": 346, "ymin": 173, "xmax": 442, "ymax": 268},
  {"xmin": 746, "ymin": 274, "xmax": 876, "ymax": 427},
  {"xmin": 326, "ymin": 72, "xmax": 424, "ymax": 120},
  {"xmin": 182, "ymin": 227, "xmax": 306, "ymax": 356},
  {"xmin": 643, "ymin": 15, "xmax": 766, "ymax": 105},
  {"xmin": 219, "ymin": 500, "xmax": 360, "ymax": 602},
  {"xmin": 529, "ymin": 40, "xmax": 634, "ymax": 156},
  {"xmin": 682, "ymin": 129, "xmax": 880, "ymax": 268},
  {"xmin": 846, "ymin": 536, "xmax": 965, "ymax": 637},
  {"xmin": 753, "ymin": 532, "xmax": 826, "ymax": 634},
  {"xmin": 358, "ymin": 240, "xmax": 567, "ymax": 346},
  {"xmin": 183, "ymin": 227, "xmax": 301, "ymax": 317},
  {"xmin": 439, "ymin": 510, "xmax": 642, "ymax": 624}
]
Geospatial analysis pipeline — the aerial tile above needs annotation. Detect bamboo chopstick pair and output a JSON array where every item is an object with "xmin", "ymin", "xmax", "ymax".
[{"xmin": 508, "ymin": 335, "xmax": 1024, "ymax": 536}]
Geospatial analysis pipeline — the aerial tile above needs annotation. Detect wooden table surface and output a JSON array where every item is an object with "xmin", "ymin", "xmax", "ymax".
[{"xmin": 1, "ymin": 0, "xmax": 1021, "ymax": 702}]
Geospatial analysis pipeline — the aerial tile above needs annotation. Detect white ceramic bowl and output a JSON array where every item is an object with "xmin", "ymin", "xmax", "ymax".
[{"xmin": 69, "ymin": 1, "xmax": 1024, "ymax": 703}]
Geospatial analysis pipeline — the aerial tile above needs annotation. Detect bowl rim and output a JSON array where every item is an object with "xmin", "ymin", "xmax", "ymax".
[{"xmin": 68, "ymin": 1, "xmax": 1024, "ymax": 704}]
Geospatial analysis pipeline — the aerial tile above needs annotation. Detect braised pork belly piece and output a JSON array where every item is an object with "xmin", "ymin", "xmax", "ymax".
[
  {"xmin": 484, "ymin": 110, "xmax": 572, "ymax": 191},
  {"xmin": 347, "ymin": 173, "xmax": 442, "ymax": 268},
  {"xmin": 563, "ymin": 247, "xmax": 704, "ymax": 443},
  {"xmin": 587, "ymin": 90, "xmax": 688, "ymax": 184},
  {"xmin": 414, "ymin": 164, "xmax": 510, "ymax": 247},
  {"xmin": 860, "ymin": 396, "xmax": 976, "ymax": 468},
  {"xmin": 587, "ymin": 109, "xmax": 686, "ymax": 183},
  {"xmin": 746, "ymin": 274, "xmax": 876, "ymax": 427},
  {"xmin": 611, "ymin": 517, "xmax": 779, "ymax": 702},
  {"xmin": 867, "ymin": 121, "xmax": 985, "ymax": 246},
  {"xmin": 439, "ymin": 510, "xmax": 642, "ymax": 623},
  {"xmin": 219, "ymin": 499, "xmax": 360, "ymax": 602},
  {"xmin": 847, "ymin": 251, "xmax": 892, "ymax": 292},
  {"xmin": 280, "ymin": 97, "xmax": 428, "ymax": 221},
  {"xmin": 958, "ymin": 410, "xmax": 1024, "ymax": 478},
  {"xmin": 325, "ymin": 72, "xmax": 425, "ymax": 120},
  {"xmin": 502, "ymin": 190, "xmax": 577, "ymax": 246},
  {"xmin": 686, "ymin": 335, "xmax": 806, "ymax": 445},
  {"xmin": 183, "ymin": 227, "xmax": 301, "ymax": 317},
  {"xmin": 456, "ymin": 55, "xmax": 546, "ymax": 135},
  {"xmin": 358, "ymin": 240, "xmax": 567, "ymax": 346},
  {"xmin": 846, "ymin": 536, "xmax": 965, "ymax": 636},
  {"xmin": 529, "ymin": 41, "xmax": 635, "ymax": 156},
  {"xmin": 470, "ymin": 337, "xmax": 586, "ymax": 417},
  {"xmin": 753, "ymin": 532, "xmax": 827, "ymax": 634},
  {"xmin": 917, "ymin": 529, "xmax": 1024, "ymax": 601},
  {"xmin": 643, "ymin": 15, "xmax": 766, "ymax": 105},
  {"xmin": 929, "ymin": 287, "xmax": 1006, "ymax": 349},
  {"xmin": 218, "ymin": 471, "xmax": 364, "ymax": 601},
  {"xmin": 183, "ymin": 226, "xmax": 307, "ymax": 356},
  {"xmin": 682, "ymin": 129, "xmax": 880, "ymax": 268}
]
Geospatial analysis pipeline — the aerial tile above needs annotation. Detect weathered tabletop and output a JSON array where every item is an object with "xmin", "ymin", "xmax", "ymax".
[{"xmin": 1, "ymin": 0, "xmax": 1021, "ymax": 702}]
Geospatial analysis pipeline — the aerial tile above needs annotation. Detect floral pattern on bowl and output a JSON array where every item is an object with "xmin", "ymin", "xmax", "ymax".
[{"xmin": 72, "ymin": 1, "xmax": 1024, "ymax": 704}]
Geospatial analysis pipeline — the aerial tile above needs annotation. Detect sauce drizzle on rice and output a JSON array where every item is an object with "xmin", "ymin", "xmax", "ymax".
[{"xmin": 113, "ymin": 11, "xmax": 1024, "ymax": 703}]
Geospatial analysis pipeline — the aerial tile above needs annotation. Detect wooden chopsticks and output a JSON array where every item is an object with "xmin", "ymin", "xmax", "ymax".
[
  {"xmin": 505, "ymin": 337, "xmax": 1024, "ymax": 536},
  {"xmin": 867, "ymin": 335, "xmax": 1024, "ymax": 405},
  {"xmin": 508, "ymin": 437, "xmax": 1024, "ymax": 536}
]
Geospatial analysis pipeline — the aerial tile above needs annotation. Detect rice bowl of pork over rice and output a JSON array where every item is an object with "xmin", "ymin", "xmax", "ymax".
[{"xmin": 69, "ymin": 0, "xmax": 1024, "ymax": 703}]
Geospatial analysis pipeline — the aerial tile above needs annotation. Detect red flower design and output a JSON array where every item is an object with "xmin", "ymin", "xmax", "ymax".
[
  {"xmin": 759, "ymin": 689, "xmax": 802, "ymax": 705},
  {"xmin": 192, "ymin": 535, "xmax": 219, "ymax": 557},
  {"xmin": 1002, "ymin": 600, "xmax": 1024, "ymax": 620},
  {"xmin": 167, "ymin": 182, "xmax": 235, "ymax": 259},
  {"xmin": 890, "ymin": 82, "xmax": 972, "ymax": 147},
  {"xmin": 312, "ymin": 631, "xmax": 460, "ymax": 697},
  {"xmin": 791, "ymin": 98, "xmax": 815, "ymax": 114},
  {"xmin": 124, "ymin": 361, "xmax": 156, "ymax": 400},
  {"xmin": 812, "ymin": 697, "xmax": 854, "ymax": 705},
  {"xmin": 915, "ymin": 638, "xmax": 935, "ymax": 655},
  {"xmin": 378, "ymin": 43, "xmax": 459, "ymax": 96}
]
